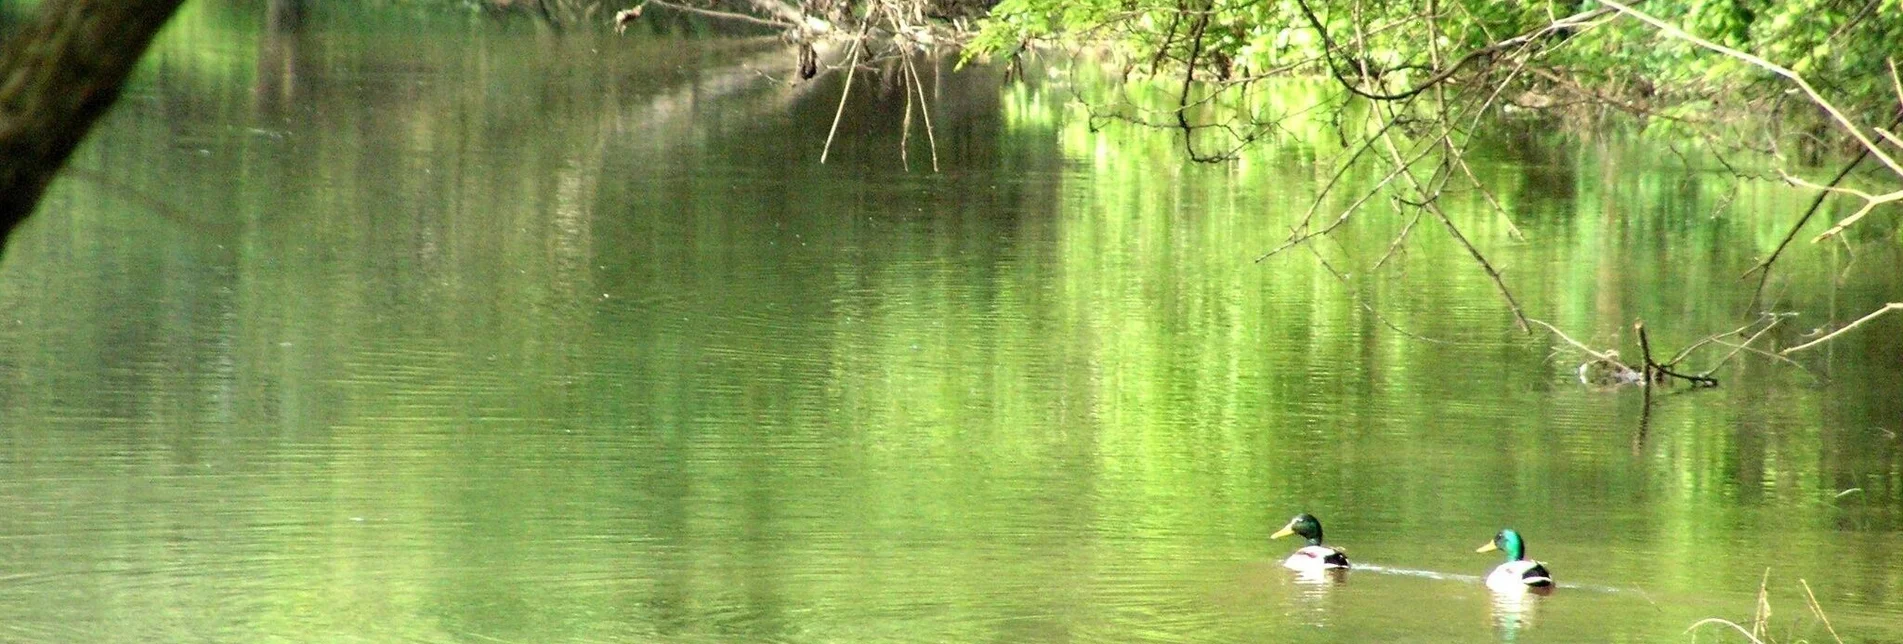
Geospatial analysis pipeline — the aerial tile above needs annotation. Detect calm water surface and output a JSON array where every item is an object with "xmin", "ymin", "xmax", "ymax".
[{"xmin": 1, "ymin": 5, "xmax": 1900, "ymax": 643}]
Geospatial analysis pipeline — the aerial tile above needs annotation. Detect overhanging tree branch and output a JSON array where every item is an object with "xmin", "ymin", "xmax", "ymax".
[
  {"xmin": 1292, "ymin": 0, "xmax": 1625, "ymax": 102},
  {"xmin": 0, "ymin": 0, "xmax": 188, "ymax": 257}
]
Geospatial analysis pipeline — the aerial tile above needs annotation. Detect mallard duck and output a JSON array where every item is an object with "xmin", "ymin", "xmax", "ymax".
[
  {"xmin": 1271, "ymin": 513, "xmax": 1350, "ymax": 571},
  {"xmin": 1476, "ymin": 529, "xmax": 1554, "ymax": 591}
]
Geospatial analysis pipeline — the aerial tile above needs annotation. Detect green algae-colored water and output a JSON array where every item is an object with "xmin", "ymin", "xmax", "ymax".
[{"xmin": 1, "ymin": 5, "xmax": 1899, "ymax": 643}]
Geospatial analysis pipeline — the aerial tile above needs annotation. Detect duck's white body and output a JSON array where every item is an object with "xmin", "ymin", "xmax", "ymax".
[
  {"xmin": 1485, "ymin": 559, "xmax": 1554, "ymax": 591},
  {"xmin": 1282, "ymin": 545, "xmax": 1350, "ymax": 572}
]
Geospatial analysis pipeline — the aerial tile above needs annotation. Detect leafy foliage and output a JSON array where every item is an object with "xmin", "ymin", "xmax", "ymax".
[{"xmin": 968, "ymin": 0, "xmax": 1903, "ymax": 118}]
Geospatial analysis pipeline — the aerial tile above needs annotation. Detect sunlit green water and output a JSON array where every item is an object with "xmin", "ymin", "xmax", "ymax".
[{"xmin": 2, "ymin": 5, "xmax": 1901, "ymax": 643}]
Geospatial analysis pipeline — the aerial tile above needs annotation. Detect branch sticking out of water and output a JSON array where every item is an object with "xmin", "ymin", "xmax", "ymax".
[
  {"xmin": 1801, "ymin": 579, "xmax": 1847, "ymax": 644},
  {"xmin": 1688, "ymin": 572, "xmax": 1848, "ymax": 644},
  {"xmin": 1635, "ymin": 321, "xmax": 1719, "ymax": 387}
]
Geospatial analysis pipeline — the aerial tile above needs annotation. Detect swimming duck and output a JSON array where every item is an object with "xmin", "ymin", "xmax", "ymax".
[
  {"xmin": 1271, "ymin": 513, "xmax": 1350, "ymax": 571},
  {"xmin": 1476, "ymin": 529, "xmax": 1554, "ymax": 591}
]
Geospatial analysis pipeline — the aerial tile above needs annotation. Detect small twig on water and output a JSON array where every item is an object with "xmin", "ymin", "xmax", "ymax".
[
  {"xmin": 1686, "ymin": 618, "xmax": 1769, "ymax": 644},
  {"xmin": 1800, "ymin": 579, "xmax": 1846, "ymax": 644},
  {"xmin": 1754, "ymin": 568, "xmax": 1773, "ymax": 642}
]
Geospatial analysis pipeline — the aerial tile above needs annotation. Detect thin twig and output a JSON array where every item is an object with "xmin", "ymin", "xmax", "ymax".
[
  {"xmin": 1528, "ymin": 318, "xmax": 1621, "ymax": 363},
  {"xmin": 629, "ymin": 0, "xmax": 794, "ymax": 29},
  {"xmin": 1800, "ymin": 579, "xmax": 1846, "ymax": 644},
  {"xmin": 899, "ymin": 58, "xmax": 913, "ymax": 171},
  {"xmin": 1740, "ymin": 110, "xmax": 1901, "ymax": 312},
  {"xmin": 1305, "ymin": 244, "xmax": 1449, "ymax": 343},
  {"xmin": 1707, "ymin": 339, "xmax": 1813, "ymax": 373},
  {"xmin": 819, "ymin": 20, "xmax": 871, "ymax": 164},
  {"xmin": 1360, "ymin": 97, "xmax": 1529, "ymax": 331},
  {"xmin": 902, "ymin": 50, "xmax": 940, "ymax": 172},
  {"xmin": 1667, "ymin": 316, "xmax": 1766, "ymax": 365},
  {"xmin": 1754, "ymin": 568, "xmax": 1772, "ymax": 642},
  {"xmin": 1685, "ymin": 618, "xmax": 1769, "ymax": 644},
  {"xmin": 1255, "ymin": 113, "xmax": 1413, "ymax": 262},
  {"xmin": 1781, "ymin": 302, "xmax": 1903, "ymax": 354},
  {"xmin": 1370, "ymin": 210, "xmax": 1423, "ymax": 271},
  {"xmin": 1293, "ymin": 0, "xmax": 1621, "ymax": 103},
  {"xmin": 1698, "ymin": 315, "xmax": 1788, "ymax": 372},
  {"xmin": 1805, "ymin": 187, "xmax": 1903, "ymax": 242},
  {"xmin": 1257, "ymin": 133, "xmax": 1429, "ymax": 262}
]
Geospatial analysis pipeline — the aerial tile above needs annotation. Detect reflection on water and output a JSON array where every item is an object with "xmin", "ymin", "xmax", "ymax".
[
  {"xmin": 1292, "ymin": 567, "xmax": 1350, "ymax": 588},
  {"xmin": 1489, "ymin": 588, "xmax": 1547, "ymax": 642},
  {"xmin": 1285, "ymin": 568, "xmax": 1345, "ymax": 629},
  {"xmin": 2, "ymin": 3, "xmax": 1902, "ymax": 643}
]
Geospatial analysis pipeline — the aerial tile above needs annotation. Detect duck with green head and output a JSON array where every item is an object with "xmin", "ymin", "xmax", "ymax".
[
  {"xmin": 1270, "ymin": 513, "xmax": 1350, "ymax": 571},
  {"xmin": 1475, "ymin": 529, "xmax": 1554, "ymax": 591}
]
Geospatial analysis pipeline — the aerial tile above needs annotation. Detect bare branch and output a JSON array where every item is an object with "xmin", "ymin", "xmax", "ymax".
[
  {"xmin": 1304, "ymin": 244, "xmax": 1449, "ymax": 344},
  {"xmin": 819, "ymin": 21, "xmax": 871, "ymax": 164},
  {"xmin": 1781, "ymin": 303, "xmax": 1903, "ymax": 354},
  {"xmin": 1741, "ymin": 110, "xmax": 1902, "ymax": 312},
  {"xmin": 1708, "ymin": 338, "xmax": 1814, "ymax": 374},
  {"xmin": 1800, "ymin": 579, "xmax": 1848, "ymax": 644},
  {"xmin": 1667, "ymin": 316, "xmax": 1768, "ymax": 365},
  {"xmin": 1809, "ymin": 189, "xmax": 1903, "ymax": 243},
  {"xmin": 1877, "ymin": 127, "xmax": 1903, "ymax": 151},
  {"xmin": 1686, "ymin": 618, "xmax": 1770, "ymax": 644},
  {"xmin": 902, "ymin": 51, "xmax": 940, "ymax": 172},
  {"xmin": 1636, "ymin": 321, "xmax": 1720, "ymax": 387},
  {"xmin": 1890, "ymin": 57, "xmax": 1903, "ymax": 114},
  {"xmin": 1528, "ymin": 318, "xmax": 1618, "ymax": 362},
  {"xmin": 626, "ymin": 0, "xmax": 796, "ymax": 30},
  {"xmin": 1370, "ymin": 210, "xmax": 1423, "ymax": 271},
  {"xmin": 1371, "ymin": 109, "xmax": 1530, "ymax": 332},
  {"xmin": 1256, "ymin": 127, "xmax": 1433, "ymax": 262}
]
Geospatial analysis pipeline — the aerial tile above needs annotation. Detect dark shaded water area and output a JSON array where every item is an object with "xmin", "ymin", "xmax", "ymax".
[{"xmin": 1, "ymin": 4, "xmax": 1900, "ymax": 642}]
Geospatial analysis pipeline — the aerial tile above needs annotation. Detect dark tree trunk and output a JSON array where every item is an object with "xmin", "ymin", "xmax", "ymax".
[{"xmin": 0, "ymin": 0, "xmax": 186, "ymax": 257}]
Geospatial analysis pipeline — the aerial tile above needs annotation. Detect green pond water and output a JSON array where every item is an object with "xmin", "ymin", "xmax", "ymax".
[{"xmin": 1, "ymin": 5, "xmax": 1901, "ymax": 643}]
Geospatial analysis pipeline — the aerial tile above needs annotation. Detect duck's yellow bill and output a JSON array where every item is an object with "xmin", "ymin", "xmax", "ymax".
[
  {"xmin": 1271, "ymin": 527, "xmax": 1295, "ymax": 539},
  {"xmin": 1476, "ymin": 542, "xmax": 1499, "ymax": 553}
]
